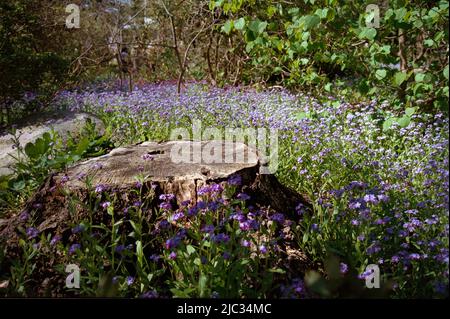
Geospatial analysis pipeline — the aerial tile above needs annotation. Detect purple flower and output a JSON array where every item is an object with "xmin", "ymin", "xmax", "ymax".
[
  {"xmin": 115, "ymin": 245, "xmax": 127, "ymax": 254},
  {"xmin": 295, "ymin": 203, "xmax": 306, "ymax": 215},
  {"xmin": 50, "ymin": 235, "xmax": 62, "ymax": 246},
  {"xmin": 403, "ymin": 218, "xmax": 423, "ymax": 232},
  {"xmin": 95, "ymin": 184, "xmax": 106, "ymax": 193},
  {"xmin": 202, "ymin": 224, "xmax": 215, "ymax": 234},
  {"xmin": 241, "ymin": 239, "xmax": 251, "ymax": 247},
  {"xmin": 259, "ymin": 245, "xmax": 268, "ymax": 254},
  {"xmin": 366, "ymin": 244, "xmax": 381, "ymax": 255},
  {"xmin": 239, "ymin": 221, "xmax": 251, "ymax": 231},
  {"xmin": 348, "ymin": 201, "xmax": 362, "ymax": 210},
  {"xmin": 311, "ymin": 224, "xmax": 319, "ymax": 232},
  {"xmin": 149, "ymin": 254, "xmax": 161, "ymax": 262},
  {"xmin": 208, "ymin": 201, "xmax": 220, "ymax": 211},
  {"xmin": 165, "ymin": 236, "xmax": 181, "ymax": 250},
  {"xmin": 340, "ymin": 262, "xmax": 349, "ymax": 275},
  {"xmin": 248, "ymin": 220, "xmax": 260, "ymax": 230},
  {"xmin": 141, "ymin": 290, "xmax": 159, "ymax": 298},
  {"xmin": 181, "ymin": 200, "xmax": 191, "ymax": 207},
  {"xmin": 172, "ymin": 212, "xmax": 184, "ymax": 222},
  {"xmin": 158, "ymin": 220, "xmax": 170, "ymax": 229},
  {"xmin": 133, "ymin": 201, "xmax": 142, "ymax": 207},
  {"xmin": 211, "ymin": 233, "xmax": 230, "ymax": 244},
  {"xmin": 142, "ymin": 153, "xmax": 154, "ymax": 161},
  {"xmin": 72, "ymin": 224, "xmax": 86, "ymax": 234},
  {"xmin": 101, "ymin": 201, "xmax": 111, "ymax": 209},
  {"xmin": 405, "ymin": 209, "xmax": 418, "ymax": 215},
  {"xmin": 159, "ymin": 202, "xmax": 172, "ymax": 210},
  {"xmin": 363, "ymin": 194, "xmax": 378, "ymax": 205},
  {"xmin": 169, "ymin": 251, "xmax": 177, "ymax": 260},
  {"xmin": 126, "ymin": 276, "xmax": 134, "ymax": 285},
  {"xmin": 77, "ymin": 172, "xmax": 87, "ymax": 181},
  {"xmin": 409, "ymin": 253, "xmax": 421, "ymax": 260},
  {"xmin": 237, "ymin": 193, "xmax": 250, "ymax": 201},
  {"xmin": 93, "ymin": 163, "xmax": 103, "ymax": 170},
  {"xmin": 270, "ymin": 213, "xmax": 285, "ymax": 224},
  {"xmin": 358, "ymin": 269, "xmax": 374, "ymax": 280},
  {"xmin": 434, "ymin": 282, "xmax": 448, "ymax": 295},
  {"xmin": 159, "ymin": 194, "xmax": 175, "ymax": 201},
  {"xmin": 19, "ymin": 211, "xmax": 30, "ymax": 221},
  {"xmin": 228, "ymin": 174, "xmax": 242, "ymax": 186},
  {"xmin": 69, "ymin": 243, "xmax": 81, "ymax": 255},
  {"xmin": 223, "ymin": 252, "xmax": 231, "ymax": 260},
  {"xmin": 26, "ymin": 227, "xmax": 39, "ymax": 239},
  {"xmin": 231, "ymin": 212, "xmax": 246, "ymax": 222}
]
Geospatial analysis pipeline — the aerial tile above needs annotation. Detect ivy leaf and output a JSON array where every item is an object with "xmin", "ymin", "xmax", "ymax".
[
  {"xmin": 221, "ymin": 20, "xmax": 234, "ymax": 34},
  {"xmin": 397, "ymin": 115, "xmax": 411, "ymax": 128},
  {"xmin": 248, "ymin": 20, "xmax": 267, "ymax": 34},
  {"xmin": 303, "ymin": 15, "xmax": 320, "ymax": 30},
  {"xmin": 375, "ymin": 69, "xmax": 387, "ymax": 80},
  {"xmin": 405, "ymin": 107, "xmax": 416, "ymax": 117},
  {"xmin": 393, "ymin": 72, "xmax": 408, "ymax": 86},
  {"xmin": 414, "ymin": 73, "xmax": 427, "ymax": 82},
  {"xmin": 234, "ymin": 17, "xmax": 245, "ymax": 30},
  {"xmin": 358, "ymin": 27, "xmax": 377, "ymax": 40}
]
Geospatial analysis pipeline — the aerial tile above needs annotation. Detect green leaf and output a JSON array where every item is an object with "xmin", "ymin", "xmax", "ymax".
[
  {"xmin": 303, "ymin": 15, "xmax": 320, "ymax": 30},
  {"xmin": 393, "ymin": 72, "xmax": 408, "ymax": 86},
  {"xmin": 221, "ymin": 20, "xmax": 233, "ymax": 34},
  {"xmin": 12, "ymin": 180, "xmax": 25, "ymax": 191},
  {"xmin": 75, "ymin": 136, "xmax": 90, "ymax": 155},
  {"xmin": 268, "ymin": 268, "xmax": 286, "ymax": 274},
  {"xmin": 24, "ymin": 142, "xmax": 37, "ymax": 159},
  {"xmin": 245, "ymin": 41, "xmax": 255, "ymax": 52},
  {"xmin": 257, "ymin": 21, "xmax": 268, "ymax": 33},
  {"xmin": 296, "ymin": 111, "xmax": 311, "ymax": 120},
  {"xmin": 382, "ymin": 117, "xmax": 397, "ymax": 131},
  {"xmin": 234, "ymin": 17, "xmax": 245, "ymax": 30},
  {"xmin": 248, "ymin": 20, "xmax": 267, "ymax": 34},
  {"xmin": 405, "ymin": 107, "xmax": 416, "ymax": 117},
  {"xmin": 414, "ymin": 73, "xmax": 426, "ymax": 82},
  {"xmin": 303, "ymin": 232, "xmax": 309, "ymax": 243},
  {"xmin": 198, "ymin": 273, "xmax": 207, "ymax": 297},
  {"xmin": 424, "ymin": 39, "xmax": 434, "ymax": 47},
  {"xmin": 397, "ymin": 116, "xmax": 411, "ymax": 128},
  {"xmin": 444, "ymin": 65, "xmax": 449, "ymax": 80},
  {"xmin": 375, "ymin": 69, "xmax": 387, "ymax": 80},
  {"xmin": 186, "ymin": 245, "xmax": 196, "ymax": 255},
  {"xmin": 359, "ymin": 27, "xmax": 377, "ymax": 40}
]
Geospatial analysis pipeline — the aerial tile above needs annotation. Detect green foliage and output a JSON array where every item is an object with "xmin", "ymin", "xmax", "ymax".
[
  {"xmin": 4, "ymin": 119, "xmax": 114, "ymax": 205},
  {"xmin": 0, "ymin": 1, "xmax": 69, "ymax": 125},
  {"xmin": 212, "ymin": 0, "xmax": 449, "ymax": 112}
]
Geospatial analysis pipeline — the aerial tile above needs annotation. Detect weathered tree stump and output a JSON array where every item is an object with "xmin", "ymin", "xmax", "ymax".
[{"xmin": 1, "ymin": 141, "xmax": 310, "ymax": 248}]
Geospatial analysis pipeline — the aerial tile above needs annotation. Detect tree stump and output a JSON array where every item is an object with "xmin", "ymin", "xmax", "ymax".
[{"xmin": 1, "ymin": 140, "xmax": 310, "ymax": 249}]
